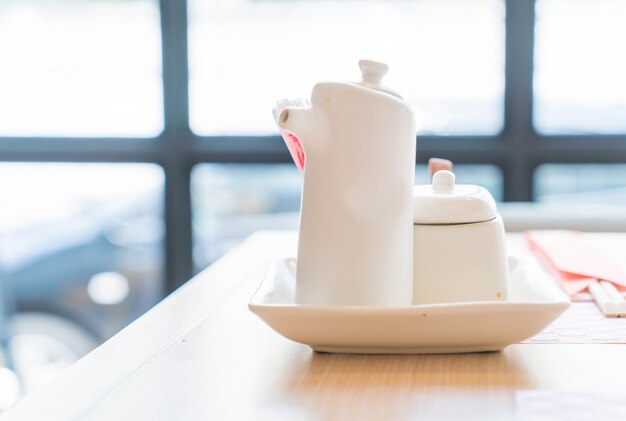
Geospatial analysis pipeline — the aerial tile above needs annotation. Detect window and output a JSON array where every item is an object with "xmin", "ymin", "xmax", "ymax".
[
  {"xmin": 0, "ymin": 0, "xmax": 625, "ymax": 356},
  {"xmin": 535, "ymin": 164, "xmax": 626, "ymax": 203},
  {"xmin": 0, "ymin": 0, "xmax": 163, "ymax": 137},
  {"xmin": 0, "ymin": 163, "xmax": 164, "ymax": 392},
  {"xmin": 534, "ymin": 0, "xmax": 626, "ymax": 134},
  {"xmin": 188, "ymin": 0, "xmax": 505, "ymax": 135},
  {"xmin": 191, "ymin": 164, "xmax": 302, "ymax": 269}
]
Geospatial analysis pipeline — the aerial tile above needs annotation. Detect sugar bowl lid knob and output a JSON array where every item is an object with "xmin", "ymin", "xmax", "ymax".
[{"xmin": 432, "ymin": 170, "xmax": 455, "ymax": 194}]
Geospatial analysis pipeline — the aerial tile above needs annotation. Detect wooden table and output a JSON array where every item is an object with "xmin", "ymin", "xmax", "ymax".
[{"xmin": 6, "ymin": 232, "xmax": 626, "ymax": 421}]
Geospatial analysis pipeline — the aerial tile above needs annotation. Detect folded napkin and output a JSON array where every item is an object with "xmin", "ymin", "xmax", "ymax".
[{"xmin": 526, "ymin": 230, "xmax": 626, "ymax": 296}]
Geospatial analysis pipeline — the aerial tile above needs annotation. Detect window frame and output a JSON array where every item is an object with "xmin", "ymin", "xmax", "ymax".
[{"xmin": 0, "ymin": 0, "xmax": 625, "ymax": 293}]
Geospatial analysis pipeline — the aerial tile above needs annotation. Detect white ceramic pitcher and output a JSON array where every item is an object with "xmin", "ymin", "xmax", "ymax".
[{"xmin": 277, "ymin": 60, "xmax": 416, "ymax": 306}]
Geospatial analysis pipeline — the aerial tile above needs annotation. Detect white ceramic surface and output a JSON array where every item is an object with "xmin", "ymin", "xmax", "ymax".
[
  {"xmin": 413, "ymin": 170, "xmax": 497, "ymax": 224},
  {"xmin": 413, "ymin": 216, "xmax": 509, "ymax": 304},
  {"xmin": 413, "ymin": 170, "xmax": 509, "ymax": 305},
  {"xmin": 277, "ymin": 59, "xmax": 416, "ymax": 306},
  {"xmin": 249, "ymin": 257, "xmax": 570, "ymax": 354}
]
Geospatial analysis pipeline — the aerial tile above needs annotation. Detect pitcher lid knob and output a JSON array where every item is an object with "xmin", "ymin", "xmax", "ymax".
[
  {"xmin": 359, "ymin": 59, "xmax": 388, "ymax": 86},
  {"xmin": 356, "ymin": 59, "xmax": 402, "ymax": 99}
]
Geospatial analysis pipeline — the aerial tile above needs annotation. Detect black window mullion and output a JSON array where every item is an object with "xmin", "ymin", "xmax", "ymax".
[
  {"xmin": 503, "ymin": 0, "xmax": 536, "ymax": 201},
  {"xmin": 160, "ymin": 0, "xmax": 194, "ymax": 292},
  {"xmin": 160, "ymin": 0, "xmax": 191, "ymax": 137}
]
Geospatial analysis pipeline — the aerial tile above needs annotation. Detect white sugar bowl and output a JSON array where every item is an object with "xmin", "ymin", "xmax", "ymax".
[{"xmin": 412, "ymin": 170, "xmax": 508, "ymax": 305}]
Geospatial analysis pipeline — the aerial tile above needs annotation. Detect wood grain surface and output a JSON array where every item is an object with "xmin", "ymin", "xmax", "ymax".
[{"xmin": 5, "ymin": 232, "xmax": 626, "ymax": 421}]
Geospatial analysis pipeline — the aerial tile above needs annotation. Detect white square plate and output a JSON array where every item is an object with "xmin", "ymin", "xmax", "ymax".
[{"xmin": 249, "ymin": 257, "xmax": 570, "ymax": 354}]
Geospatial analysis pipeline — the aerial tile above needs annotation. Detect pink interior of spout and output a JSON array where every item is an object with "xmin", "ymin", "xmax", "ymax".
[{"xmin": 280, "ymin": 128, "xmax": 305, "ymax": 173}]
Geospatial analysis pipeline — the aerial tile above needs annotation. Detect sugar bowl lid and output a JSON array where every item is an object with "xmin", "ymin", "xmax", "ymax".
[{"xmin": 413, "ymin": 170, "xmax": 498, "ymax": 224}]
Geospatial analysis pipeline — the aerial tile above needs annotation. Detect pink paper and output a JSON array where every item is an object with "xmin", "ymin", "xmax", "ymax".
[{"xmin": 526, "ymin": 230, "xmax": 626, "ymax": 296}]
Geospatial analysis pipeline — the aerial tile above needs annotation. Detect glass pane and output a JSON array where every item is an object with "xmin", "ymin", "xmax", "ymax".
[
  {"xmin": 534, "ymin": 0, "xmax": 626, "ymax": 134},
  {"xmin": 191, "ymin": 162, "xmax": 503, "ymax": 270},
  {"xmin": 416, "ymin": 164, "xmax": 503, "ymax": 201},
  {"xmin": 192, "ymin": 164, "xmax": 302, "ymax": 270},
  {"xmin": 0, "ymin": 163, "xmax": 164, "ymax": 395},
  {"xmin": 535, "ymin": 164, "xmax": 626, "ymax": 203},
  {"xmin": 0, "ymin": 1, "xmax": 163, "ymax": 137},
  {"xmin": 189, "ymin": 0, "xmax": 504, "ymax": 136}
]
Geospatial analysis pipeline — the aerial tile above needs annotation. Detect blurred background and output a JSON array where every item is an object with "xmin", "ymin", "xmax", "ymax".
[{"xmin": 0, "ymin": 0, "xmax": 625, "ymax": 409}]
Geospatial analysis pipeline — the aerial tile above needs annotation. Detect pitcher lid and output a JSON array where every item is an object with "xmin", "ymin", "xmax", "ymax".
[
  {"xmin": 413, "ymin": 170, "xmax": 498, "ymax": 224},
  {"xmin": 354, "ymin": 59, "xmax": 402, "ymax": 99}
]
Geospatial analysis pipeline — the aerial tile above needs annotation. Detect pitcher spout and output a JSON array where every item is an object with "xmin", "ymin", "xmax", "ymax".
[
  {"xmin": 275, "ymin": 104, "xmax": 329, "ymax": 167},
  {"xmin": 277, "ymin": 106, "xmax": 311, "ymax": 138}
]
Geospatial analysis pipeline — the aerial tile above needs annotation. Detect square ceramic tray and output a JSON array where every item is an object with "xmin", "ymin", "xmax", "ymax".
[{"xmin": 249, "ymin": 257, "xmax": 570, "ymax": 354}]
